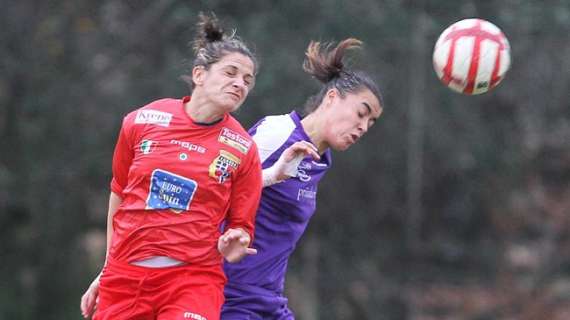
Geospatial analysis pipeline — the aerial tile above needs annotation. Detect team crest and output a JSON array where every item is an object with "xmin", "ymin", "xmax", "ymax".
[
  {"xmin": 218, "ymin": 127, "xmax": 252, "ymax": 154},
  {"xmin": 209, "ymin": 150, "xmax": 241, "ymax": 183}
]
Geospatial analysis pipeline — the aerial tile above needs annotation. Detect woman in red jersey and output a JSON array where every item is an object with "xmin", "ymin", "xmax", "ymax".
[{"xmin": 80, "ymin": 13, "xmax": 262, "ymax": 320}]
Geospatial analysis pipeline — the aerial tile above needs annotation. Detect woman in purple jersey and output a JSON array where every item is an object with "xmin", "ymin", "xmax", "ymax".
[{"xmin": 222, "ymin": 38, "xmax": 384, "ymax": 319}]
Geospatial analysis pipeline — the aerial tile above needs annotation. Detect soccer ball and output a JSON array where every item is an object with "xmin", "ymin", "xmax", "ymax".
[{"xmin": 433, "ymin": 18, "xmax": 511, "ymax": 95}]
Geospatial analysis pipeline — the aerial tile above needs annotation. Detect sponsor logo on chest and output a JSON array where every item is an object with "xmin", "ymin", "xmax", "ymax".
[
  {"xmin": 297, "ymin": 161, "xmax": 312, "ymax": 182},
  {"xmin": 218, "ymin": 127, "xmax": 252, "ymax": 154},
  {"xmin": 170, "ymin": 139, "xmax": 207, "ymax": 154},
  {"xmin": 146, "ymin": 169, "xmax": 198, "ymax": 213},
  {"xmin": 297, "ymin": 187, "xmax": 317, "ymax": 202},
  {"xmin": 135, "ymin": 109, "xmax": 173, "ymax": 127},
  {"xmin": 183, "ymin": 311, "xmax": 207, "ymax": 320}
]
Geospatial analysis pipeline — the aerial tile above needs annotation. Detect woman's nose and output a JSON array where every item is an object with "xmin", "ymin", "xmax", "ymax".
[
  {"xmin": 358, "ymin": 121, "xmax": 368, "ymax": 133},
  {"xmin": 232, "ymin": 78, "xmax": 246, "ymax": 89}
]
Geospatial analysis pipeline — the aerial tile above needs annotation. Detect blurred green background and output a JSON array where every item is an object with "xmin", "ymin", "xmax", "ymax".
[{"xmin": 1, "ymin": 0, "xmax": 569, "ymax": 319}]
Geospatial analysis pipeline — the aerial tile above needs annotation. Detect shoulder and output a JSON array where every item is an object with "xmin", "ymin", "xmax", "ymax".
[
  {"xmin": 249, "ymin": 113, "xmax": 300, "ymax": 163},
  {"xmin": 249, "ymin": 113, "xmax": 297, "ymax": 140},
  {"xmin": 123, "ymin": 98, "xmax": 180, "ymax": 125},
  {"xmin": 224, "ymin": 114, "xmax": 253, "ymax": 138},
  {"xmin": 219, "ymin": 115, "xmax": 256, "ymax": 156}
]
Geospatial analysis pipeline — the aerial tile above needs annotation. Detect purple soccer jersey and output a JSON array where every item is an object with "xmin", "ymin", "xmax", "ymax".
[{"xmin": 222, "ymin": 111, "xmax": 331, "ymax": 319}]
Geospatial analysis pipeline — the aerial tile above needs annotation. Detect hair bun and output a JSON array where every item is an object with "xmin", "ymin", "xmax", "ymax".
[{"xmin": 193, "ymin": 12, "xmax": 225, "ymax": 53}]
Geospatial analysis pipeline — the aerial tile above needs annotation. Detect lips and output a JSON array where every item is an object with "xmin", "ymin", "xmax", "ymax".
[
  {"xmin": 349, "ymin": 133, "xmax": 360, "ymax": 143},
  {"xmin": 226, "ymin": 92, "xmax": 241, "ymax": 101}
]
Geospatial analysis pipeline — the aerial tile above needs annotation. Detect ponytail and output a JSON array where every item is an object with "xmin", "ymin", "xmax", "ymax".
[{"xmin": 302, "ymin": 38, "xmax": 383, "ymax": 115}]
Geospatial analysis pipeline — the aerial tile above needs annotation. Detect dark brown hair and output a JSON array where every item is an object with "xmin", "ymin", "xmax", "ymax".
[
  {"xmin": 302, "ymin": 38, "xmax": 383, "ymax": 114},
  {"xmin": 184, "ymin": 13, "xmax": 258, "ymax": 90}
]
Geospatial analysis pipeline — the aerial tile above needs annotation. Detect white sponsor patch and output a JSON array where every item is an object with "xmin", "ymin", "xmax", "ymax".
[
  {"xmin": 218, "ymin": 127, "xmax": 252, "ymax": 154},
  {"xmin": 135, "ymin": 109, "xmax": 173, "ymax": 127}
]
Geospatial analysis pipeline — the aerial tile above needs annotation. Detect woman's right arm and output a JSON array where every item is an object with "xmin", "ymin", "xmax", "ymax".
[
  {"xmin": 104, "ymin": 192, "xmax": 122, "ymax": 264},
  {"xmin": 81, "ymin": 115, "xmax": 133, "ymax": 318},
  {"xmin": 80, "ymin": 191, "xmax": 122, "ymax": 318},
  {"xmin": 262, "ymin": 141, "xmax": 320, "ymax": 187}
]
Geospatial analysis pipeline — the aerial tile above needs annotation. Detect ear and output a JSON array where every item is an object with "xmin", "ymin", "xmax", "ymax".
[
  {"xmin": 323, "ymin": 88, "xmax": 338, "ymax": 109},
  {"xmin": 192, "ymin": 66, "xmax": 206, "ymax": 87}
]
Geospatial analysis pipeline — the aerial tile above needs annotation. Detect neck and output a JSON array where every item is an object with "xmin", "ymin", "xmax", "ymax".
[
  {"xmin": 300, "ymin": 112, "xmax": 328, "ymax": 154},
  {"xmin": 184, "ymin": 93, "xmax": 225, "ymax": 124}
]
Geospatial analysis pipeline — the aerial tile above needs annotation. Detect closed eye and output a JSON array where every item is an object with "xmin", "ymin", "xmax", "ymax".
[
  {"xmin": 358, "ymin": 103, "xmax": 370, "ymax": 118},
  {"xmin": 361, "ymin": 102, "xmax": 380, "ymax": 128},
  {"xmin": 223, "ymin": 65, "xmax": 238, "ymax": 76},
  {"xmin": 244, "ymin": 76, "xmax": 255, "ymax": 88}
]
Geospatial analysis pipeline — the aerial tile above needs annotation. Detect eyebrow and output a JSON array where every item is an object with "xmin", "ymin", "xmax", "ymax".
[
  {"xmin": 223, "ymin": 65, "xmax": 238, "ymax": 73},
  {"xmin": 362, "ymin": 102, "xmax": 372, "ymax": 114},
  {"xmin": 224, "ymin": 65, "xmax": 254, "ymax": 79},
  {"xmin": 362, "ymin": 102, "xmax": 380, "ymax": 123}
]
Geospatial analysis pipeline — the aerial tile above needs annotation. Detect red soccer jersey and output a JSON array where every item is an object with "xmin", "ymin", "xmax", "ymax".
[{"xmin": 108, "ymin": 96, "xmax": 262, "ymax": 266}]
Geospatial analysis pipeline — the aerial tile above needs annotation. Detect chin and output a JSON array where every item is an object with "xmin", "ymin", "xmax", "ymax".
[
  {"xmin": 229, "ymin": 104, "xmax": 243, "ymax": 113},
  {"xmin": 230, "ymin": 99, "xmax": 245, "ymax": 111},
  {"xmin": 331, "ymin": 142, "xmax": 351, "ymax": 152},
  {"xmin": 221, "ymin": 102, "xmax": 242, "ymax": 113}
]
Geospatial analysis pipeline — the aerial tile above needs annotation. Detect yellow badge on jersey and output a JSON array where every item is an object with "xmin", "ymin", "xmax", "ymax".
[
  {"xmin": 209, "ymin": 150, "xmax": 241, "ymax": 184},
  {"xmin": 218, "ymin": 127, "xmax": 252, "ymax": 154}
]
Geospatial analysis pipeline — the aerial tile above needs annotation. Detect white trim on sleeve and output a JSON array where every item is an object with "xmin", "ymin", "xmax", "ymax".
[{"xmin": 252, "ymin": 114, "xmax": 296, "ymax": 164}]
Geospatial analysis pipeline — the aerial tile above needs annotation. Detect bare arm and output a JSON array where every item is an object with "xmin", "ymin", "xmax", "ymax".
[
  {"xmin": 80, "ymin": 192, "xmax": 122, "ymax": 318},
  {"xmin": 104, "ymin": 192, "xmax": 122, "ymax": 264},
  {"xmin": 218, "ymin": 227, "xmax": 258, "ymax": 263},
  {"xmin": 262, "ymin": 141, "xmax": 320, "ymax": 187}
]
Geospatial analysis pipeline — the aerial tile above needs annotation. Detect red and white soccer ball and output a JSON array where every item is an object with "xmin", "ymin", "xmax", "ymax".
[{"xmin": 433, "ymin": 18, "xmax": 511, "ymax": 95}]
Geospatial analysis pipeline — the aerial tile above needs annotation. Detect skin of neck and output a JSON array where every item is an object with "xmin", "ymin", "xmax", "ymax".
[
  {"xmin": 301, "ymin": 106, "xmax": 329, "ymax": 154},
  {"xmin": 184, "ymin": 90, "xmax": 226, "ymax": 124}
]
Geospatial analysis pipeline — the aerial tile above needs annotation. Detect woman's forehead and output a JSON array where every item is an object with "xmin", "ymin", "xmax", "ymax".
[
  {"xmin": 217, "ymin": 53, "xmax": 255, "ymax": 73},
  {"xmin": 349, "ymin": 89, "xmax": 381, "ymax": 111}
]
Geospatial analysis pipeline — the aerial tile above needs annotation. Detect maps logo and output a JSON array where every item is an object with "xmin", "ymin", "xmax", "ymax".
[
  {"xmin": 170, "ymin": 139, "xmax": 206, "ymax": 154},
  {"xmin": 183, "ymin": 311, "xmax": 207, "ymax": 320},
  {"xmin": 140, "ymin": 140, "xmax": 155, "ymax": 154}
]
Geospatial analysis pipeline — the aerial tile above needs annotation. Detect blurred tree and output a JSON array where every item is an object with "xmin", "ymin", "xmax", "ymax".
[{"xmin": 1, "ymin": 0, "xmax": 569, "ymax": 319}]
